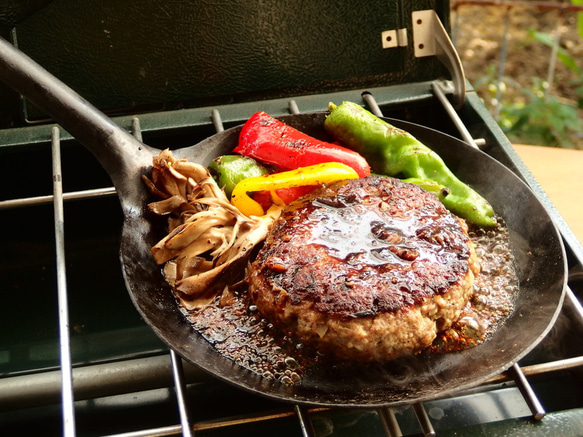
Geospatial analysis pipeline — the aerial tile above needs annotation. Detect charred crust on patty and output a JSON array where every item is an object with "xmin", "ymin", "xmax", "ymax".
[{"xmin": 249, "ymin": 176, "xmax": 480, "ymax": 362}]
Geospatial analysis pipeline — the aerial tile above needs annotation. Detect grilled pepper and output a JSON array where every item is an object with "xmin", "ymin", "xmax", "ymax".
[
  {"xmin": 325, "ymin": 101, "xmax": 497, "ymax": 227},
  {"xmin": 234, "ymin": 111, "xmax": 371, "ymax": 178},
  {"xmin": 208, "ymin": 155, "xmax": 269, "ymax": 197},
  {"xmin": 403, "ymin": 177, "xmax": 451, "ymax": 202},
  {"xmin": 231, "ymin": 162, "xmax": 359, "ymax": 217}
]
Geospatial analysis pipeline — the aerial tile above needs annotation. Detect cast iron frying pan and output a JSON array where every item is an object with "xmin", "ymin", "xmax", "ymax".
[{"xmin": 0, "ymin": 37, "xmax": 567, "ymax": 407}]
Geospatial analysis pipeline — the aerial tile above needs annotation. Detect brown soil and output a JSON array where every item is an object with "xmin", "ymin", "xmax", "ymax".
[{"xmin": 452, "ymin": 2, "xmax": 583, "ymax": 148}]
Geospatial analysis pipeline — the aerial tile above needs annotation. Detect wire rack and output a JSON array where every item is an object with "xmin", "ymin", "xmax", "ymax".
[{"xmin": 1, "ymin": 94, "xmax": 583, "ymax": 437}]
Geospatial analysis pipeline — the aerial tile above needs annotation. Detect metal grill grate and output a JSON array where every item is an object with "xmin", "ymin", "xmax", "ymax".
[{"xmin": 1, "ymin": 90, "xmax": 583, "ymax": 436}]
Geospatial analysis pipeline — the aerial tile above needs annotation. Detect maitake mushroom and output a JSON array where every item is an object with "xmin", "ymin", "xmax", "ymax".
[{"xmin": 142, "ymin": 149, "xmax": 280, "ymax": 310}]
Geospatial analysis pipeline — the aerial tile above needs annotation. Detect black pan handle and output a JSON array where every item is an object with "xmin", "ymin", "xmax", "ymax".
[{"xmin": 0, "ymin": 36, "xmax": 153, "ymax": 196}]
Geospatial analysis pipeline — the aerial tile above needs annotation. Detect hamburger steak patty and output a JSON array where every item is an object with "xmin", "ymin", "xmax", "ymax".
[{"xmin": 248, "ymin": 176, "xmax": 480, "ymax": 362}]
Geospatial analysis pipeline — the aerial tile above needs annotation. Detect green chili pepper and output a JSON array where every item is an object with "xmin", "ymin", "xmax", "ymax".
[
  {"xmin": 208, "ymin": 155, "xmax": 269, "ymax": 198},
  {"xmin": 324, "ymin": 101, "xmax": 497, "ymax": 227},
  {"xmin": 402, "ymin": 178, "xmax": 451, "ymax": 202}
]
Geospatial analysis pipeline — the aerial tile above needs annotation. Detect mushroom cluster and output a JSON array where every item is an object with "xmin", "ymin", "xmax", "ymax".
[{"xmin": 142, "ymin": 150, "xmax": 280, "ymax": 310}]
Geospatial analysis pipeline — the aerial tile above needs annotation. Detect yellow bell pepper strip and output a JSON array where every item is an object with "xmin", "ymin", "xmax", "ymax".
[{"xmin": 231, "ymin": 162, "xmax": 359, "ymax": 217}]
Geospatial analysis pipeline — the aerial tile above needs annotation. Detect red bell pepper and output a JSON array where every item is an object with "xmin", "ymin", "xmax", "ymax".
[
  {"xmin": 251, "ymin": 190, "xmax": 272, "ymax": 213},
  {"xmin": 252, "ymin": 186, "xmax": 316, "ymax": 214},
  {"xmin": 233, "ymin": 112, "xmax": 371, "ymax": 178},
  {"xmin": 273, "ymin": 185, "xmax": 317, "ymax": 204}
]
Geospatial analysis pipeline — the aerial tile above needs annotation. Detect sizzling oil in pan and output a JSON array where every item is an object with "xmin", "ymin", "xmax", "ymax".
[{"xmin": 183, "ymin": 218, "xmax": 518, "ymax": 385}]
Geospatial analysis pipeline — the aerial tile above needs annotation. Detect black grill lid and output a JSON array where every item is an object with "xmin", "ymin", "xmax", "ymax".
[{"xmin": 6, "ymin": 0, "xmax": 453, "ymax": 122}]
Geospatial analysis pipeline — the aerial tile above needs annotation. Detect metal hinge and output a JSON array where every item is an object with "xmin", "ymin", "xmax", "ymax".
[
  {"xmin": 381, "ymin": 28, "xmax": 408, "ymax": 48},
  {"xmin": 381, "ymin": 9, "xmax": 466, "ymax": 109},
  {"xmin": 412, "ymin": 10, "xmax": 465, "ymax": 108}
]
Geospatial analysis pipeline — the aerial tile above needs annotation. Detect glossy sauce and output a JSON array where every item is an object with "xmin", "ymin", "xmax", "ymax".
[
  {"xmin": 431, "ymin": 220, "xmax": 518, "ymax": 352},
  {"xmin": 184, "ymin": 217, "xmax": 518, "ymax": 384},
  {"xmin": 256, "ymin": 178, "xmax": 475, "ymax": 318}
]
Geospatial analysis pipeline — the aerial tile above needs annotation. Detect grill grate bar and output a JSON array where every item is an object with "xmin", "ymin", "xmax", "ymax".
[
  {"xmin": 486, "ymin": 355, "xmax": 583, "ymax": 385},
  {"xmin": 294, "ymin": 405, "xmax": 316, "ymax": 437},
  {"xmin": 3, "ymin": 350, "xmax": 580, "ymax": 413},
  {"xmin": 430, "ymin": 80, "xmax": 485, "ymax": 148},
  {"xmin": 211, "ymin": 109, "xmax": 225, "ymax": 132},
  {"xmin": 192, "ymin": 407, "xmax": 311, "ymax": 432},
  {"xmin": 169, "ymin": 350, "xmax": 194, "ymax": 437},
  {"xmin": 362, "ymin": 92, "xmax": 384, "ymax": 117},
  {"xmin": 131, "ymin": 116, "xmax": 143, "ymax": 143},
  {"xmin": 510, "ymin": 364, "xmax": 546, "ymax": 420},
  {"xmin": 101, "ymin": 424, "xmax": 183, "ymax": 437},
  {"xmin": 566, "ymin": 287, "xmax": 583, "ymax": 325},
  {"xmin": 523, "ymin": 355, "xmax": 583, "ymax": 376},
  {"xmin": 413, "ymin": 403, "xmax": 435, "ymax": 437},
  {"xmin": 378, "ymin": 408, "xmax": 403, "ymax": 437},
  {"xmin": 51, "ymin": 126, "xmax": 77, "ymax": 436},
  {"xmin": 0, "ymin": 186, "xmax": 117, "ymax": 209},
  {"xmin": 289, "ymin": 99, "xmax": 300, "ymax": 114},
  {"xmin": 0, "ymin": 354, "xmax": 209, "ymax": 411}
]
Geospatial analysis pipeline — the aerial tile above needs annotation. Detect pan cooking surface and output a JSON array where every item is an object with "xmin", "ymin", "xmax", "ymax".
[{"xmin": 124, "ymin": 113, "xmax": 567, "ymax": 407}]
